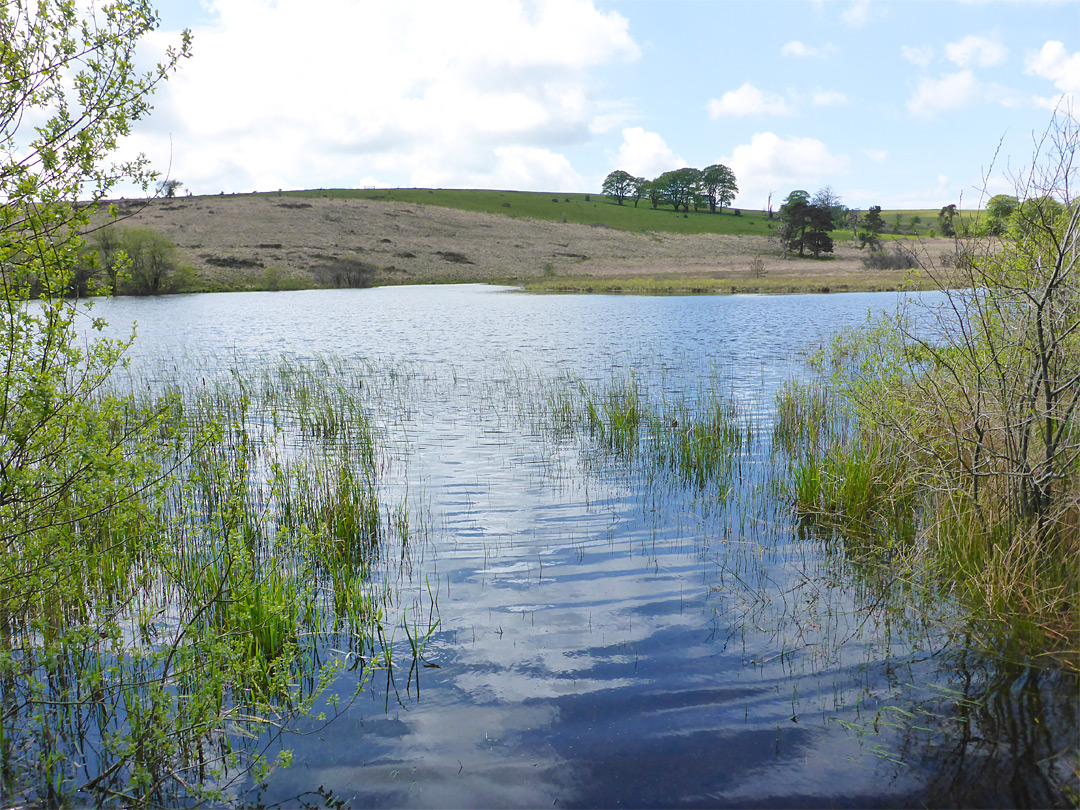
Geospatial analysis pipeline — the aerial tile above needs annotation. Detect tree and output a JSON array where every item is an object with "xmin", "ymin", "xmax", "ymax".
[
  {"xmin": 0, "ymin": 1, "xmax": 236, "ymax": 802},
  {"xmin": 812, "ymin": 185, "xmax": 846, "ymax": 229},
  {"xmin": 939, "ymin": 203, "xmax": 959, "ymax": 237},
  {"xmin": 602, "ymin": 170, "xmax": 635, "ymax": 205},
  {"xmin": 700, "ymin": 163, "xmax": 739, "ymax": 214},
  {"xmin": 160, "ymin": 178, "xmax": 184, "ymax": 197},
  {"xmin": 859, "ymin": 205, "xmax": 887, "ymax": 251},
  {"xmin": 630, "ymin": 176, "xmax": 647, "ymax": 208},
  {"xmin": 1008, "ymin": 195, "xmax": 1064, "ymax": 241},
  {"xmin": 985, "ymin": 194, "xmax": 1018, "ymax": 236},
  {"xmin": 777, "ymin": 190, "xmax": 835, "ymax": 258},
  {"xmin": 816, "ymin": 113, "xmax": 1079, "ymax": 651},
  {"xmin": 645, "ymin": 179, "xmax": 663, "ymax": 209},
  {"xmin": 804, "ymin": 204, "xmax": 835, "ymax": 257},
  {"xmin": 776, "ymin": 190, "xmax": 808, "ymax": 258},
  {"xmin": 655, "ymin": 167, "xmax": 702, "ymax": 213},
  {"xmin": 115, "ymin": 227, "xmax": 191, "ymax": 294}
]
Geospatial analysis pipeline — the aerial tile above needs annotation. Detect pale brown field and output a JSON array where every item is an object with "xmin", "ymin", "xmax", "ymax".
[{"xmin": 100, "ymin": 193, "xmax": 961, "ymax": 293}]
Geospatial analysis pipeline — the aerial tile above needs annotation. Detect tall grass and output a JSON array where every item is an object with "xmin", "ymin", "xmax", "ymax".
[
  {"xmin": 774, "ymin": 372, "xmax": 1078, "ymax": 670},
  {"xmin": 0, "ymin": 357, "xmax": 423, "ymax": 806}
]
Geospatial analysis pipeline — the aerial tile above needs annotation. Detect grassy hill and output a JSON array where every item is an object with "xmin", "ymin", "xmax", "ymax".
[
  {"xmin": 277, "ymin": 188, "xmax": 772, "ymax": 235},
  {"xmin": 274, "ymin": 187, "xmax": 977, "ymax": 239},
  {"xmin": 94, "ymin": 188, "xmax": 960, "ymax": 296}
]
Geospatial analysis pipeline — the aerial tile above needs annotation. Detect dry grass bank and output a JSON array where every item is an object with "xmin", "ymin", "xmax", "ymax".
[{"xmin": 98, "ymin": 193, "xmax": 960, "ymax": 293}]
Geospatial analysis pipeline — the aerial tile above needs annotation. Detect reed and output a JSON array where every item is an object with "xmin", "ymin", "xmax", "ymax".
[
  {"xmin": 774, "ymin": 369, "xmax": 1078, "ymax": 670},
  {"xmin": 0, "ymin": 356, "xmax": 421, "ymax": 805}
]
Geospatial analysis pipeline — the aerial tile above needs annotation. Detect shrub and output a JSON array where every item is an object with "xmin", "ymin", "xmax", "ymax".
[
  {"xmin": 861, "ymin": 247, "xmax": 918, "ymax": 271},
  {"xmin": 804, "ymin": 113, "xmax": 1080, "ymax": 665},
  {"xmin": 87, "ymin": 226, "xmax": 192, "ymax": 295}
]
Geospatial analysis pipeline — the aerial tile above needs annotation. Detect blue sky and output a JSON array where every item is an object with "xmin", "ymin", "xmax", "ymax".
[{"xmin": 127, "ymin": 0, "xmax": 1079, "ymax": 210}]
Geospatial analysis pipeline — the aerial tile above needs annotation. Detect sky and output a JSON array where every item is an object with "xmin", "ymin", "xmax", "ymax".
[{"xmin": 120, "ymin": 0, "xmax": 1080, "ymax": 210}]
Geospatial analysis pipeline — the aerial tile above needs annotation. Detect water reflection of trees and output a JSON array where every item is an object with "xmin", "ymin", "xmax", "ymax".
[{"xmin": 895, "ymin": 647, "xmax": 1079, "ymax": 808}]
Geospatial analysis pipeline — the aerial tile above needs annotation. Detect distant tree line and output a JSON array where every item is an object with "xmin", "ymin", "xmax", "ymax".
[{"xmin": 602, "ymin": 164, "xmax": 739, "ymax": 214}]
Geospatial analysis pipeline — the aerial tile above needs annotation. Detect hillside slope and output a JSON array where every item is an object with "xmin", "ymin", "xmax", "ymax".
[{"xmin": 99, "ymin": 193, "xmax": 955, "ymax": 293}]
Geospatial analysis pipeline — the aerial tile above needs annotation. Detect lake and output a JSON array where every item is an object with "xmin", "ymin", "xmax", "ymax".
[{"xmin": 88, "ymin": 285, "xmax": 1078, "ymax": 808}]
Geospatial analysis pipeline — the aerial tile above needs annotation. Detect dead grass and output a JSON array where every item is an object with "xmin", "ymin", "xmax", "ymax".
[{"xmin": 93, "ymin": 193, "xmax": 962, "ymax": 293}]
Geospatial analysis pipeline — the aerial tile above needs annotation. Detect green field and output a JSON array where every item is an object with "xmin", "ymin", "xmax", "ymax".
[
  {"xmin": 278, "ymin": 187, "xmax": 772, "ymax": 235},
  {"xmin": 272, "ymin": 187, "xmax": 977, "ymax": 240}
]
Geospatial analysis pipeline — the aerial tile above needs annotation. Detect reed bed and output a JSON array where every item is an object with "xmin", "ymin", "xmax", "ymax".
[
  {"xmin": 0, "ymin": 357, "xmax": 425, "ymax": 807},
  {"xmin": 774, "ymin": 372, "xmax": 1079, "ymax": 671}
]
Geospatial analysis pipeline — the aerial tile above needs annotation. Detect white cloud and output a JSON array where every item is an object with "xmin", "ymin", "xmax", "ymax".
[
  {"xmin": 726, "ymin": 132, "xmax": 849, "ymax": 208},
  {"xmin": 863, "ymin": 148, "xmax": 889, "ymax": 162},
  {"xmin": 490, "ymin": 146, "xmax": 584, "ymax": 191},
  {"xmin": 780, "ymin": 41, "xmax": 837, "ymax": 58},
  {"xmin": 1026, "ymin": 40, "xmax": 1080, "ymax": 108},
  {"xmin": 811, "ymin": 88, "xmax": 849, "ymax": 107},
  {"xmin": 945, "ymin": 34, "xmax": 1007, "ymax": 68},
  {"xmin": 901, "ymin": 44, "xmax": 935, "ymax": 68},
  {"xmin": 125, "ymin": 0, "xmax": 640, "ymax": 193},
  {"xmin": 707, "ymin": 83, "xmax": 792, "ymax": 118},
  {"xmin": 906, "ymin": 70, "xmax": 1026, "ymax": 117},
  {"xmin": 892, "ymin": 173, "xmax": 964, "ymax": 210},
  {"xmin": 841, "ymin": 0, "xmax": 870, "ymax": 27},
  {"xmin": 614, "ymin": 127, "xmax": 685, "ymax": 178},
  {"xmin": 907, "ymin": 71, "xmax": 981, "ymax": 117},
  {"xmin": 588, "ymin": 101, "xmax": 638, "ymax": 135}
]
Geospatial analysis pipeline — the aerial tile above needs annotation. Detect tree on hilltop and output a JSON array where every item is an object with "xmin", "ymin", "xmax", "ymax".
[
  {"xmin": 602, "ymin": 170, "xmax": 635, "ymax": 205},
  {"xmin": 700, "ymin": 163, "xmax": 738, "ymax": 214},
  {"xmin": 655, "ymin": 167, "xmax": 703, "ymax": 213}
]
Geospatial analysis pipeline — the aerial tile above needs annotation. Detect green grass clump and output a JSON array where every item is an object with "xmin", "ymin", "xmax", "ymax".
[{"xmin": 539, "ymin": 373, "xmax": 750, "ymax": 492}]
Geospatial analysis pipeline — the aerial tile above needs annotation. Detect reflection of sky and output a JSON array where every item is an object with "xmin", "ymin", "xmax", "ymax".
[{"xmin": 86, "ymin": 286, "xmax": 1063, "ymax": 808}]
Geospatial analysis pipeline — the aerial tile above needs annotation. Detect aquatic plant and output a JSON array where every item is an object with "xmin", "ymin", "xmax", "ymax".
[
  {"xmin": 0, "ymin": 356, "xmax": 422, "ymax": 805},
  {"xmin": 772, "ymin": 114, "xmax": 1080, "ymax": 668}
]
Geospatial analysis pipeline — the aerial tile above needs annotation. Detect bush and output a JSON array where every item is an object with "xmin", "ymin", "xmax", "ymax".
[
  {"xmin": 81, "ymin": 226, "xmax": 192, "ymax": 295},
  {"xmin": 808, "ymin": 113, "xmax": 1080, "ymax": 664},
  {"xmin": 861, "ymin": 248, "xmax": 918, "ymax": 270},
  {"xmin": 107, "ymin": 227, "xmax": 192, "ymax": 294}
]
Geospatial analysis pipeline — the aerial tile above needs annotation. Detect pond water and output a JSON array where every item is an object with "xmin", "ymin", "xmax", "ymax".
[{"xmin": 90, "ymin": 285, "xmax": 1078, "ymax": 808}]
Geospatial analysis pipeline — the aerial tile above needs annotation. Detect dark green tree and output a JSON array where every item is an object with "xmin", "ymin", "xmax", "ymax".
[
  {"xmin": 778, "ymin": 190, "xmax": 834, "ymax": 258},
  {"xmin": 655, "ymin": 167, "xmax": 702, "ymax": 213},
  {"xmin": 602, "ymin": 170, "xmax": 635, "ymax": 205},
  {"xmin": 939, "ymin": 203, "xmax": 959, "ymax": 237},
  {"xmin": 700, "ymin": 163, "xmax": 738, "ymax": 214},
  {"xmin": 985, "ymin": 194, "xmax": 1018, "ymax": 235},
  {"xmin": 645, "ymin": 179, "xmax": 663, "ymax": 209},
  {"xmin": 812, "ymin": 186, "xmax": 846, "ymax": 229},
  {"xmin": 859, "ymin": 205, "xmax": 887, "ymax": 251},
  {"xmin": 805, "ymin": 205, "xmax": 835, "ymax": 257}
]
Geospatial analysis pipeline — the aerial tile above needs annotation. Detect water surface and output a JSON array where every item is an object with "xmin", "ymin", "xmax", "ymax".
[{"xmin": 92, "ymin": 285, "xmax": 1077, "ymax": 808}]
